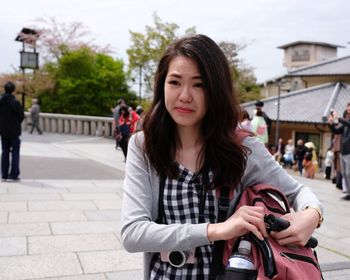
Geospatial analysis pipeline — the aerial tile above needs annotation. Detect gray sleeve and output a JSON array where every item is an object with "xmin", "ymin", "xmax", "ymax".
[
  {"xmin": 241, "ymin": 136, "xmax": 323, "ymax": 213},
  {"xmin": 120, "ymin": 133, "xmax": 210, "ymax": 253}
]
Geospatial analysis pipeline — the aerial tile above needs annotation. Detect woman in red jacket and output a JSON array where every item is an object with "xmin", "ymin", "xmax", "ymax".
[{"xmin": 118, "ymin": 105, "xmax": 139, "ymax": 161}]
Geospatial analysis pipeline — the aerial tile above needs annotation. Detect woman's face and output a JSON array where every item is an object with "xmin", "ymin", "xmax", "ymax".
[{"xmin": 164, "ymin": 56, "xmax": 206, "ymax": 130}]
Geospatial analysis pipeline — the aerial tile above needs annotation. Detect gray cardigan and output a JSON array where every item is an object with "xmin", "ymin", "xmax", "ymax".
[{"xmin": 121, "ymin": 133, "xmax": 323, "ymax": 279}]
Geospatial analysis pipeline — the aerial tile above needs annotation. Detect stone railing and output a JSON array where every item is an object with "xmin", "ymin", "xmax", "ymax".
[{"xmin": 22, "ymin": 112, "xmax": 114, "ymax": 138}]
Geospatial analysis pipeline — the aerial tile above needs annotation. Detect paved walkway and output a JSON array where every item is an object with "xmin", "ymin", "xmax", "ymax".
[{"xmin": 0, "ymin": 132, "xmax": 349, "ymax": 279}]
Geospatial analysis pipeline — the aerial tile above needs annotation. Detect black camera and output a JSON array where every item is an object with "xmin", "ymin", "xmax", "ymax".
[{"xmin": 264, "ymin": 214, "xmax": 318, "ymax": 248}]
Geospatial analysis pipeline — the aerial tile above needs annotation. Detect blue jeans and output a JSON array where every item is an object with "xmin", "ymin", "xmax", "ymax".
[{"xmin": 1, "ymin": 136, "xmax": 21, "ymax": 179}]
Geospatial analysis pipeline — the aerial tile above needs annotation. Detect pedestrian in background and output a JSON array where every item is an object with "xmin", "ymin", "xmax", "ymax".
[
  {"xmin": 118, "ymin": 105, "xmax": 139, "ymax": 161},
  {"xmin": 28, "ymin": 99, "xmax": 42, "ymax": 134},
  {"xmin": 305, "ymin": 142, "xmax": 319, "ymax": 174},
  {"xmin": 0, "ymin": 81, "xmax": 24, "ymax": 182},
  {"xmin": 294, "ymin": 139, "xmax": 307, "ymax": 176},
  {"xmin": 328, "ymin": 104, "xmax": 350, "ymax": 200},
  {"xmin": 112, "ymin": 99, "xmax": 126, "ymax": 129},
  {"xmin": 303, "ymin": 150, "xmax": 315, "ymax": 179},
  {"xmin": 283, "ymin": 139, "xmax": 295, "ymax": 168},
  {"xmin": 239, "ymin": 109, "xmax": 253, "ymax": 132},
  {"xmin": 331, "ymin": 134, "xmax": 343, "ymax": 190},
  {"xmin": 112, "ymin": 98, "xmax": 126, "ymax": 149},
  {"xmin": 273, "ymin": 138, "xmax": 285, "ymax": 165},
  {"xmin": 254, "ymin": 100, "xmax": 272, "ymax": 136},
  {"xmin": 324, "ymin": 147, "xmax": 334, "ymax": 180},
  {"xmin": 135, "ymin": 105, "xmax": 145, "ymax": 132},
  {"xmin": 251, "ymin": 107, "xmax": 268, "ymax": 145}
]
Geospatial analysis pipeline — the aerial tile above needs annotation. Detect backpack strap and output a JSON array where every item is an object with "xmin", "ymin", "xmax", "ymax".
[
  {"xmin": 209, "ymin": 186, "xmax": 231, "ymax": 279},
  {"xmin": 210, "ymin": 129, "xmax": 251, "ymax": 279}
]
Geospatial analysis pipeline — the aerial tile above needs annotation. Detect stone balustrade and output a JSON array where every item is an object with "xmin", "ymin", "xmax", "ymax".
[{"xmin": 22, "ymin": 112, "xmax": 114, "ymax": 138}]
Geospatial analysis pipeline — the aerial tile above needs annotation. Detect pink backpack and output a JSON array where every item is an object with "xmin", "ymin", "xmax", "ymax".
[{"xmin": 214, "ymin": 184, "xmax": 323, "ymax": 280}]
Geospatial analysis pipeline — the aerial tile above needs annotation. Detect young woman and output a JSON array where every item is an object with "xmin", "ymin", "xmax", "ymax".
[{"xmin": 121, "ymin": 34, "xmax": 323, "ymax": 279}]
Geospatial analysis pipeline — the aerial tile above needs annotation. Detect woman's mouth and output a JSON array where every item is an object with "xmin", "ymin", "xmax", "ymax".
[{"xmin": 175, "ymin": 107, "xmax": 194, "ymax": 113}]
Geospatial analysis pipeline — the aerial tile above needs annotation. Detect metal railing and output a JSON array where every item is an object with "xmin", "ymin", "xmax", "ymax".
[{"xmin": 22, "ymin": 112, "xmax": 114, "ymax": 138}]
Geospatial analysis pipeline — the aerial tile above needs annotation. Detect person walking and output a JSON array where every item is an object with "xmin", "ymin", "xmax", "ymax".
[
  {"xmin": 294, "ymin": 139, "xmax": 307, "ymax": 176},
  {"xmin": 112, "ymin": 98, "xmax": 126, "ymax": 130},
  {"xmin": 29, "ymin": 99, "xmax": 42, "ymax": 134},
  {"xmin": 324, "ymin": 147, "xmax": 334, "ymax": 180},
  {"xmin": 331, "ymin": 134, "xmax": 343, "ymax": 190},
  {"xmin": 112, "ymin": 98, "xmax": 126, "ymax": 149},
  {"xmin": 273, "ymin": 138, "xmax": 285, "ymax": 165},
  {"xmin": 255, "ymin": 100, "xmax": 272, "ymax": 136},
  {"xmin": 328, "ymin": 104, "xmax": 350, "ymax": 200},
  {"xmin": 239, "ymin": 109, "xmax": 253, "ymax": 132},
  {"xmin": 118, "ymin": 105, "xmax": 139, "ymax": 161},
  {"xmin": 251, "ymin": 108, "xmax": 268, "ymax": 145},
  {"xmin": 283, "ymin": 139, "xmax": 295, "ymax": 168},
  {"xmin": 121, "ymin": 34, "xmax": 323, "ymax": 279},
  {"xmin": 0, "ymin": 82, "xmax": 25, "ymax": 182}
]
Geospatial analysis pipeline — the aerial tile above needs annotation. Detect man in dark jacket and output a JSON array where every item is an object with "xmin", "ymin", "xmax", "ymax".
[
  {"xmin": 294, "ymin": 139, "xmax": 307, "ymax": 176},
  {"xmin": 0, "ymin": 82, "xmax": 25, "ymax": 181},
  {"xmin": 328, "ymin": 103, "xmax": 350, "ymax": 200}
]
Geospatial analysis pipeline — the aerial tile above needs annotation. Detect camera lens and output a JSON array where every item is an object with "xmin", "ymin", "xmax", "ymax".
[{"xmin": 168, "ymin": 251, "xmax": 186, "ymax": 267}]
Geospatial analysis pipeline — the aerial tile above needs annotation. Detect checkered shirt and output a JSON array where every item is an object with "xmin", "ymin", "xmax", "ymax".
[{"xmin": 150, "ymin": 165, "xmax": 216, "ymax": 279}]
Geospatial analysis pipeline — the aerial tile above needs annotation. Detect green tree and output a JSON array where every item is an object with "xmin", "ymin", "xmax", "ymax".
[
  {"xmin": 219, "ymin": 41, "xmax": 261, "ymax": 103},
  {"xmin": 39, "ymin": 47, "xmax": 135, "ymax": 116},
  {"xmin": 127, "ymin": 13, "xmax": 196, "ymax": 95}
]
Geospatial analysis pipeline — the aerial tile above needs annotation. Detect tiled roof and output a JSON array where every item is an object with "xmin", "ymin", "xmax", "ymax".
[
  {"xmin": 277, "ymin": 41, "xmax": 344, "ymax": 49},
  {"xmin": 241, "ymin": 82, "xmax": 350, "ymax": 124},
  {"xmin": 287, "ymin": 55, "xmax": 350, "ymax": 76}
]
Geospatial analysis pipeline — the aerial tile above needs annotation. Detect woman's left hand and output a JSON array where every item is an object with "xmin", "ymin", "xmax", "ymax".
[{"xmin": 270, "ymin": 209, "xmax": 319, "ymax": 246}]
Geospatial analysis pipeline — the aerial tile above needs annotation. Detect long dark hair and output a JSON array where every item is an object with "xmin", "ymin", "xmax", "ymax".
[{"xmin": 143, "ymin": 34, "xmax": 247, "ymax": 189}]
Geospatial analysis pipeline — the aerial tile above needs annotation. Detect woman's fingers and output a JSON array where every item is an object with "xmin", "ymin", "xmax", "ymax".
[
  {"xmin": 241, "ymin": 206, "xmax": 268, "ymax": 238},
  {"xmin": 227, "ymin": 206, "xmax": 267, "ymax": 240}
]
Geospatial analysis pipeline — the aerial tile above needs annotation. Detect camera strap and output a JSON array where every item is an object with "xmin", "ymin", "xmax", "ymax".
[
  {"xmin": 155, "ymin": 175, "xmax": 166, "ymax": 224},
  {"xmin": 198, "ymin": 168, "xmax": 210, "ymax": 223}
]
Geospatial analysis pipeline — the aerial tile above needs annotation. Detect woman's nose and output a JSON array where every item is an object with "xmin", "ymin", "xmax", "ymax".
[{"xmin": 179, "ymin": 86, "xmax": 192, "ymax": 102}]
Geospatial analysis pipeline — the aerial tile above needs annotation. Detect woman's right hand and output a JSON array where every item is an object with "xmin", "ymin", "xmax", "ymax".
[{"xmin": 207, "ymin": 206, "xmax": 268, "ymax": 242}]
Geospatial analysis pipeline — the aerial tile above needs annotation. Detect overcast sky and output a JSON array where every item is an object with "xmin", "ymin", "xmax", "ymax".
[{"xmin": 1, "ymin": 0, "xmax": 349, "ymax": 83}]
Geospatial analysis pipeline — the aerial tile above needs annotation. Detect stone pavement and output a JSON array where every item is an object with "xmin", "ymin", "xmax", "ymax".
[{"xmin": 0, "ymin": 131, "xmax": 348, "ymax": 279}]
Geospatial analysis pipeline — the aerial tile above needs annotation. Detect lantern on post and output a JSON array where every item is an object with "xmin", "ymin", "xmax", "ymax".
[{"xmin": 15, "ymin": 28, "xmax": 40, "ymax": 108}]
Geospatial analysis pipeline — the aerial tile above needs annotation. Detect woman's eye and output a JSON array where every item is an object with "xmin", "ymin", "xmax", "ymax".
[
  {"xmin": 168, "ymin": 80, "xmax": 179, "ymax": 85},
  {"xmin": 194, "ymin": 82, "xmax": 204, "ymax": 88}
]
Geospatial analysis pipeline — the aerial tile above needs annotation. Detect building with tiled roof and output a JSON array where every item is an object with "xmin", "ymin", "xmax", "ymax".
[
  {"xmin": 244, "ymin": 82, "xmax": 350, "ymax": 125},
  {"xmin": 242, "ymin": 41, "xmax": 350, "ymax": 163}
]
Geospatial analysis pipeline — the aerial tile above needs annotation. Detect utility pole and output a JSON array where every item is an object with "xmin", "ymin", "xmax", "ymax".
[
  {"xmin": 274, "ymin": 82, "xmax": 281, "ymax": 148},
  {"xmin": 138, "ymin": 65, "xmax": 142, "ymax": 105}
]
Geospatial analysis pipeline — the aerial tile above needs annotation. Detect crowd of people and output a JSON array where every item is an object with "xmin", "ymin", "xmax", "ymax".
[{"xmin": 239, "ymin": 100, "xmax": 350, "ymax": 201}]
